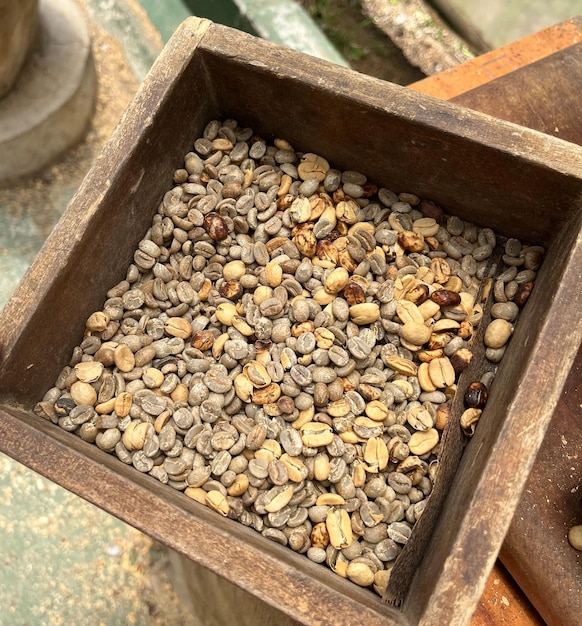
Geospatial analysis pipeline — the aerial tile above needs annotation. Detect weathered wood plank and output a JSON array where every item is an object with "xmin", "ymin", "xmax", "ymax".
[{"xmin": 411, "ymin": 19, "xmax": 582, "ymax": 625}]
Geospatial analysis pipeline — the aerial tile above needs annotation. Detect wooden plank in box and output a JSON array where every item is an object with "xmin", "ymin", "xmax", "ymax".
[{"xmin": 1, "ymin": 17, "xmax": 582, "ymax": 626}]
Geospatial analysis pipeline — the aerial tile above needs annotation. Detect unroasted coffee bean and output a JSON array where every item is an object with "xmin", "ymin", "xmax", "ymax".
[{"xmin": 42, "ymin": 119, "xmax": 543, "ymax": 598}]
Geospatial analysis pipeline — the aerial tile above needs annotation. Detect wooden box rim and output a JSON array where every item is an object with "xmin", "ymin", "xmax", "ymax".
[{"xmin": 2, "ymin": 17, "xmax": 582, "ymax": 626}]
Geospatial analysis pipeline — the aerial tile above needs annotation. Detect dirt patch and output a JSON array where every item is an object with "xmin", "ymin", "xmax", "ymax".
[
  {"xmin": 298, "ymin": 0, "xmax": 425, "ymax": 84},
  {"xmin": 298, "ymin": 0, "xmax": 475, "ymax": 82}
]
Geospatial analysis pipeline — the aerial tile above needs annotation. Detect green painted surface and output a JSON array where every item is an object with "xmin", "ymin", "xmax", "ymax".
[
  {"xmin": 141, "ymin": 0, "xmax": 349, "ymax": 65},
  {"xmin": 185, "ymin": 0, "xmax": 258, "ymax": 36},
  {"xmin": 232, "ymin": 0, "xmax": 349, "ymax": 65},
  {"xmin": 138, "ymin": 0, "xmax": 195, "ymax": 42}
]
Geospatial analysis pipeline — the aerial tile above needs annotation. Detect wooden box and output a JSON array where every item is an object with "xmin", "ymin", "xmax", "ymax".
[{"xmin": 2, "ymin": 18, "xmax": 582, "ymax": 625}]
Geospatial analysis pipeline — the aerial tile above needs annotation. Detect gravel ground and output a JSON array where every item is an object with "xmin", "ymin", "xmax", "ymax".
[{"xmin": 0, "ymin": 3, "xmax": 198, "ymax": 625}]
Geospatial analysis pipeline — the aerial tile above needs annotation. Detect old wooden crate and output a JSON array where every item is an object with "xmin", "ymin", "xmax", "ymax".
[{"xmin": 1, "ymin": 17, "xmax": 582, "ymax": 626}]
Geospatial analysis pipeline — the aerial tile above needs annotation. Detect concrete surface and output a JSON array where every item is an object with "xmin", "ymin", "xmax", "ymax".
[
  {"xmin": 0, "ymin": 0, "xmax": 38, "ymax": 99},
  {"xmin": 0, "ymin": 0, "xmax": 96, "ymax": 184},
  {"xmin": 432, "ymin": 0, "xmax": 582, "ymax": 51}
]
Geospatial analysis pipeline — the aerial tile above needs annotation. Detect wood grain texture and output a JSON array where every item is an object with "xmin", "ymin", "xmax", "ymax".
[
  {"xmin": 412, "ymin": 23, "xmax": 582, "ymax": 626},
  {"xmin": 0, "ymin": 405, "xmax": 401, "ymax": 626},
  {"xmin": 412, "ymin": 16, "xmax": 582, "ymax": 101},
  {"xmin": 2, "ymin": 16, "xmax": 582, "ymax": 626}
]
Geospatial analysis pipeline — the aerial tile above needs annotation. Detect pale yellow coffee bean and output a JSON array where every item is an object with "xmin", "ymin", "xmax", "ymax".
[
  {"xmin": 227, "ymin": 474, "xmax": 250, "ymax": 497},
  {"xmin": 292, "ymin": 406, "xmax": 314, "ymax": 429},
  {"xmin": 313, "ymin": 454, "xmax": 331, "ymax": 481},
  {"xmin": 333, "ymin": 555, "xmax": 349, "ymax": 578},
  {"xmin": 428, "ymin": 357, "xmax": 456, "ymax": 388},
  {"xmin": 264, "ymin": 485, "xmax": 294, "ymax": 513},
  {"xmin": 143, "ymin": 367, "xmax": 164, "ymax": 389},
  {"xmin": 412, "ymin": 217, "xmax": 439, "ymax": 237},
  {"xmin": 326, "ymin": 508, "xmax": 353, "ymax": 549},
  {"xmin": 568, "ymin": 525, "xmax": 582, "ymax": 551},
  {"xmin": 74, "ymin": 361, "xmax": 104, "ymax": 383},
  {"xmin": 417, "ymin": 348, "xmax": 444, "ymax": 363},
  {"xmin": 184, "ymin": 487, "xmax": 207, "ymax": 505},
  {"xmin": 114, "ymin": 391, "xmax": 133, "ymax": 417},
  {"xmin": 253, "ymin": 286, "xmax": 274, "ymax": 306},
  {"xmin": 70, "ymin": 381, "xmax": 97, "ymax": 406},
  {"xmin": 243, "ymin": 360, "xmax": 271, "ymax": 388},
  {"xmin": 484, "ymin": 318, "xmax": 513, "ymax": 349},
  {"xmin": 289, "ymin": 196, "xmax": 312, "ymax": 223},
  {"xmin": 215, "ymin": 302, "xmax": 237, "ymax": 325},
  {"xmin": 336, "ymin": 199, "xmax": 359, "ymax": 224},
  {"xmin": 349, "ymin": 303, "xmax": 380, "ymax": 325},
  {"xmin": 460, "ymin": 408, "xmax": 482, "ymax": 437},
  {"xmin": 354, "ymin": 416, "xmax": 382, "ymax": 431},
  {"xmin": 280, "ymin": 454, "xmax": 309, "ymax": 483},
  {"xmin": 347, "ymin": 562, "xmax": 375, "ymax": 587},
  {"xmin": 252, "ymin": 382, "xmax": 281, "ymax": 405},
  {"xmin": 314, "ymin": 327, "xmax": 335, "ymax": 349},
  {"xmin": 392, "ymin": 379, "xmax": 414, "ymax": 398},
  {"xmin": 298, "ymin": 152, "xmax": 329, "ymax": 181},
  {"xmin": 432, "ymin": 319, "xmax": 460, "ymax": 332},
  {"xmin": 164, "ymin": 317, "xmax": 192, "ymax": 339},
  {"xmin": 265, "ymin": 261, "xmax": 283, "ymax": 287},
  {"xmin": 277, "ymin": 175, "xmax": 292, "ymax": 198},
  {"xmin": 401, "ymin": 321, "xmax": 432, "ymax": 345},
  {"xmin": 274, "ymin": 137, "xmax": 293, "ymax": 151},
  {"xmin": 313, "ymin": 288, "xmax": 336, "ymax": 306},
  {"xmin": 373, "ymin": 569, "xmax": 391, "ymax": 596},
  {"xmin": 300, "ymin": 422, "xmax": 334, "ymax": 447},
  {"xmin": 95, "ymin": 397, "xmax": 116, "ymax": 414},
  {"xmin": 234, "ymin": 373, "xmax": 253, "ymax": 402},
  {"xmin": 468, "ymin": 303, "xmax": 483, "ymax": 326},
  {"xmin": 211, "ymin": 138, "xmax": 233, "ymax": 151},
  {"xmin": 418, "ymin": 362, "xmax": 437, "ymax": 392},
  {"xmin": 444, "ymin": 276, "xmax": 463, "ymax": 292},
  {"xmin": 396, "ymin": 300, "xmax": 424, "ymax": 325},
  {"xmin": 171, "ymin": 383, "xmax": 189, "ymax": 403},
  {"xmin": 327, "ymin": 398, "xmax": 351, "ymax": 417},
  {"xmin": 130, "ymin": 421, "xmax": 151, "ymax": 450},
  {"xmin": 232, "ymin": 315, "xmax": 254, "ymax": 337},
  {"xmin": 324, "ymin": 267, "xmax": 350, "ymax": 294},
  {"xmin": 417, "ymin": 299, "xmax": 440, "ymax": 320},
  {"xmin": 364, "ymin": 437, "xmax": 389, "ymax": 472},
  {"xmin": 255, "ymin": 439, "xmax": 282, "ymax": 462},
  {"xmin": 407, "ymin": 406, "xmax": 434, "ymax": 431},
  {"xmin": 154, "ymin": 411, "xmax": 171, "ymax": 434},
  {"xmin": 316, "ymin": 493, "xmax": 346, "ymax": 506},
  {"xmin": 212, "ymin": 333, "xmax": 229, "ymax": 359},
  {"xmin": 121, "ymin": 421, "xmax": 137, "ymax": 450},
  {"xmin": 113, "ymin": 344, "xmax": 135, "ymax": 373},
  {"xmin": 223, "ymin": 260, "xmax": 246, "ymax": 281},
  {"xmin": 385, "ymin": 356, "xmax": 417, "ymax": 376},
  {"xmin": 352, "ymin": 460, "xmax": 367, "ymax": 488},
  {"xmin": 86, "ymin": 311, "xmax": 110, "ymax": 332},
  {"xmin": 205, "ymin": 490, "xmax": 230, "ymax": 516},
  {"xmin": 408, "ymin": 428, "xmax": 439, "ymax": 455},
  {"xmin": 339, "ymin": 429, "xmax": 363, "ymax": 444},
  {"xmin": 365, "ymin": 400, "xmax": 390, "ymax": 422}
]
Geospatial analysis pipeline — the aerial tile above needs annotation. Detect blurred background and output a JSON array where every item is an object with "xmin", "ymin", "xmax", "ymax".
[{"xmin": 1, "ymin": 1, "xmax": 581, "ymax": 624}]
